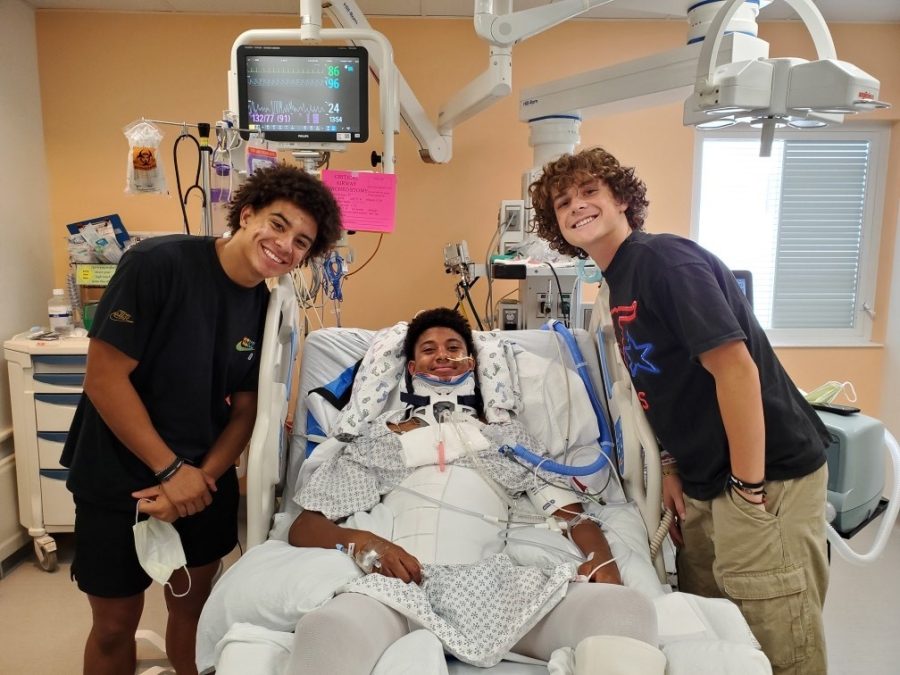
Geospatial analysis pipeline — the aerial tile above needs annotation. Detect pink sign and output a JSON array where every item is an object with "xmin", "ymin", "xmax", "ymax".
[{"xmin": 322, "ymin": 170, "xmax": 397, "ymax": 233}]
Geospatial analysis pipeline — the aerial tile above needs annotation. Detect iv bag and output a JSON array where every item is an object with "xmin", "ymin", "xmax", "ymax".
[{"xmin": 124, "ymin": 120, "xmax": 168, "ymax": 195}]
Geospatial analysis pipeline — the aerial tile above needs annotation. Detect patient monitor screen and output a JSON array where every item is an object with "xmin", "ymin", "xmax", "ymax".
[{"xmin": 237, "ymin": 45, "xmax": 368, "ymax": 144}]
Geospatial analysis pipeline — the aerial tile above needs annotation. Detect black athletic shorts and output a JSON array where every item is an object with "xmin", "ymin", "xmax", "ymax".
[{"xmin": 71, "ymin": 466, "xmax": 239, "ymax": 598}]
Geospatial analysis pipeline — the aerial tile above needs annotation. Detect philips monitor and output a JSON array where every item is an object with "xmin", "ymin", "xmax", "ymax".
[{"xmin": 236, "ymin": 44, "xmax": 368, "ymax": 144}]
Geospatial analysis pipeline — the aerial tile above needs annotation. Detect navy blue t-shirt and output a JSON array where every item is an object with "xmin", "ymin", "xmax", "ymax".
[
  {"xmin": 603, "ymin": 231, "xmax": 828, "ymax": 500},
  {"xmin": 61, "ymin": 235, "xmax": 269, "ymax": 510}
]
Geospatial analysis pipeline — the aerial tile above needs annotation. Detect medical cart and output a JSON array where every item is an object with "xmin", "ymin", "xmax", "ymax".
[{"xmin": 4, "ymin": 334, "xmax": 88, "ymax": 572}]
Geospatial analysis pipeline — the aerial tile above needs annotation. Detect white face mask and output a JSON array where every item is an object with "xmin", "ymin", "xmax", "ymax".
[{"xmin": 133, "ymin": 501, "xmax": 192, "ymax": 597}]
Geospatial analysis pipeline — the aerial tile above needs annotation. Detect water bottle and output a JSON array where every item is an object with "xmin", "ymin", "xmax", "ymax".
[{"xmin": 48, "ymin": 288, "xmax": 74, "ymax": 335}]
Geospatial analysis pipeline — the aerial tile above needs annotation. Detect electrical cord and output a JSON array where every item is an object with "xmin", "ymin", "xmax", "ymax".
[
  {"xmin": 484, "ymin": 210, "xmax": 516, "ymax": 329},
  {"xmin": 344, "ymin": 233, "xmax": 384, "ymax": 279},
  {"xmin": 544, "ymin": 261, "xmax": 569, "ymax": 327}
]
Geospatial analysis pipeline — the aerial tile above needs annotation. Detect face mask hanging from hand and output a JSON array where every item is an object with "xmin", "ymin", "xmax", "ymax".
[{"xmin": 133, "ymin": 501, "xmax": 192, "ymax": 597}]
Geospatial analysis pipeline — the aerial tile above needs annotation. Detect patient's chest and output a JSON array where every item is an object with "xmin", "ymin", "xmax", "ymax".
[{"xmin": 384, "ymin": 464, "xmax": 508, "ymax": 566}]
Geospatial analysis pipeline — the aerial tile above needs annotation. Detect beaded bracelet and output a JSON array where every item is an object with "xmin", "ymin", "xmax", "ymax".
[
  {"xmin": 730, "ymin": 483, "xmax": 767, "ymax": 504},
  {"xmin": 155, "ymin": 457, "xmax": 185, "ymax": 483},
  {"xmin": 727, "ymin": 474, "xmax": 766, "ymax": 503}
]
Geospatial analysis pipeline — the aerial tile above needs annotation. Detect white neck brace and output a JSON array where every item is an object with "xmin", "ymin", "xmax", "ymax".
[{"xmin": 409, "ymin": 370, "xmax": 478, "ymax": 425}]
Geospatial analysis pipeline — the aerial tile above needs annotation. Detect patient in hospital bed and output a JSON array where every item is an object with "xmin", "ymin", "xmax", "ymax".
[{"xmin": 285, "ymin": 308, "xmax": 661, "ymax": 674}]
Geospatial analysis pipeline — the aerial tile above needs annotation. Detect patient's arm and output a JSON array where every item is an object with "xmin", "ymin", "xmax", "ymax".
[
  {"xmin": 554, "ymin": 503, "xmax": 622, "ymax": 585},
  {"xmin": 289, "ymin": 509, "xmax": 423, "ymax": 584}
]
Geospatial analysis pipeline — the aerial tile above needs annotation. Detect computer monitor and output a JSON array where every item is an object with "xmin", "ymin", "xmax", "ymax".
[
  {"xmin": 236, "ymin": 44, "xmax": 369, "ymax": 144},
  {"xmin": 731, "ymin": 269, "xmax": 754, "ymax": 308}
]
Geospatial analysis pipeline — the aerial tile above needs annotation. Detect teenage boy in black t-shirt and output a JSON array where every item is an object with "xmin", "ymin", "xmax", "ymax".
[
  {"xmin": 529, "ymin": 147, "xmax": 830, "ymax": 675},
  {"xmin": 62, "ymin": 164, "xmax": 342, "ymax": 675}
]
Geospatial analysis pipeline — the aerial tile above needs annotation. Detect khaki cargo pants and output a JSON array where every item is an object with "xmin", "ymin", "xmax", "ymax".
[{"xmin": 677, "ymin": 464, "xmax": 829, "ymax": 675}]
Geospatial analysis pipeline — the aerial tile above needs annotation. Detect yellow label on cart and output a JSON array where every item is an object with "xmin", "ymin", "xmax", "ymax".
[{"xmin": 74, "ymin": 264, "xmax": 117, "ymax": 286}]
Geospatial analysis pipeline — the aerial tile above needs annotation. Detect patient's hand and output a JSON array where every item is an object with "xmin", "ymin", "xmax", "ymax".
[
  {"xmin": 577, "ymin": 557, "xmax": 622, "ymax": 585},
  {"xmin": 357, "ymin": 534, "xmax": 422, "ymax": 585}
]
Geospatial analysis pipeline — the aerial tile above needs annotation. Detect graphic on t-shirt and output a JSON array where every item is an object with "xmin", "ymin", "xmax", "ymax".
[
  {"xmin": 235, "ymin": 337, "xmax": 257, "ymax": 352},
  {"xmin": 611, "ymin": 300, "xmax": 659, "ymax": 377},
  {"xmin": 110, "ymin": 309, "xmax": 134, "ymax": 324}
]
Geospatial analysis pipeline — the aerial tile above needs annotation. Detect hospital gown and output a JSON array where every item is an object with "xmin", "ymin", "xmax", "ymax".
[{"xmin": 294, "ymin": 413, "xmax": 582, "ymax": 667}]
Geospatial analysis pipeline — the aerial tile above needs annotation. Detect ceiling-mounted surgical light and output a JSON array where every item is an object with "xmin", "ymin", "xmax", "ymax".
[{"xmin": 683, "ymin": 0, "xmax": 890, "ymax": 153}]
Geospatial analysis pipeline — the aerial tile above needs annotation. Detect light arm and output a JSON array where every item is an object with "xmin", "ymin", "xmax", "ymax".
[{"xmin": 698, "ymin": 340, "xmax": 766, "ymax": 487}]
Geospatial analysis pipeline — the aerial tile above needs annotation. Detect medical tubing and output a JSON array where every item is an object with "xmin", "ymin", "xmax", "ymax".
[
  {"xmin": 447, "ymin": 413, "xmax": 521, "ymax": 510},
  {"xmin": 544, "ymin": 321, "xmax": 615, "ymax": 451},
  {"xmin": 582, "ymin": 555, "xmax": 619, "ymax": 581},
  {"xmin": 826, "ymin": 429, "xmax": 900, "ymax": 565},
  {"xmin": 507, "ymin": 449, "xmax": 604, "ymax": 505},
  {"xmin": 649, "ymin": 509, "xmax": 674, "ymax": 561},
  {"xmin": 384, "ymin": 481, "xmax": 543, "ymax": 525},
  {"xmin": 499, "ymin": 527, "xmax": 587, "ymax": 563},
  {"xmin": 504, "ymin": 443, "xmax": 610, "ymax": 476},
  {"xmin": 548, "ymin": 329, "xmax": 573, "ymax": 455}
]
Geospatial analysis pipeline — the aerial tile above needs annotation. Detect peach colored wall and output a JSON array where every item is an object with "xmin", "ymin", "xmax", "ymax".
[{"xmin": 36, "ymin": 12, "xmax": 899, "ymax": 414}]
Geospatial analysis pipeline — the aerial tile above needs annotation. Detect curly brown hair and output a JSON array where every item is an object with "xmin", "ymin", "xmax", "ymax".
[
  {"xmin": 227, "ymin": 163, "xmax": 343, "ymax": 261},
  {"xmin": 528, "ymin": 147, "xmax": 648, "ymax": 259}
]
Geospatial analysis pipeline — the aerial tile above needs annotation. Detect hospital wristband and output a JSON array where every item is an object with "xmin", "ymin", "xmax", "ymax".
[{"xmin": 155, "ymin": 457, "xmax": 185, "ymax": 483}]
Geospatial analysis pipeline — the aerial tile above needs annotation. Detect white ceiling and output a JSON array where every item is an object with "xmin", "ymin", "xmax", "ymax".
[{"xmin": 21, "ymin": 0, "xmax": 900, "ymax": 22}]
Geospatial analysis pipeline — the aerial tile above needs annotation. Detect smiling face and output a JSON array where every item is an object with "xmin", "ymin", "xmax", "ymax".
[
  {"xmin": 226, "ymin": 199, "xmax": 318, "ymax": 286},
  {"xmin": 407, "ymin": 327, "xmax": 474, "ymax": 381},
  {"xmin": 552, "ymin": 178, "xmax": 631, "ymax": 266}
]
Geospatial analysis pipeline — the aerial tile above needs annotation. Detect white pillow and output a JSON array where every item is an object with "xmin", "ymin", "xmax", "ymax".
[
  {"xmin": 516, "ymin": 351, "xmax": 600, "ymax": 457},
  {"xmin": 196, "ymin": 540, "xmax": 362, "ymax": 672}
]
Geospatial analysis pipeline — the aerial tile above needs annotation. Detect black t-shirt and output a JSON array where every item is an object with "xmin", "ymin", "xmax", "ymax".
[
  {"xmin": 61, "ymin": 235, "xmax": 269, "ymax": 510},
  {"xmin": 603, "ymin": 231, "xmax": 828, "ymax": 500}
]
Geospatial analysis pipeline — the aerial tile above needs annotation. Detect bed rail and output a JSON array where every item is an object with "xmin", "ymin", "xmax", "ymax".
[
  {"xmin": 246, "ymin": 275, "xmax": 298, "ymax": 549},
  {"xmin": 589, "ymin": 286, "xmax": 666, "ymax": 581}
]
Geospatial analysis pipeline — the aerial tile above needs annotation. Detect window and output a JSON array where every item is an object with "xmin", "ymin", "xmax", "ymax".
[{"xmin": 691, "ymin": 125, "xmax": 889, "ymax": 346}]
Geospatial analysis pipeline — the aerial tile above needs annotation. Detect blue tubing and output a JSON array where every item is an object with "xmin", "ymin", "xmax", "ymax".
[
  {"xmin": 503, "ymin": 443, "xmax": 610, "ymax": 476},
  {"xmin": 543, "ymin": 320, "xmax": 614, "ymax": 449}
]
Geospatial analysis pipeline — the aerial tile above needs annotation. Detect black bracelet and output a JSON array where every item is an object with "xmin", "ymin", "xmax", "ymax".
[
  {"xmin": 729, "ymin": 474, "xmax": 766, "ymax": 492},
  {"xmin": 155, "ymin": 457, "xmax": 185, "ymax": 483}
]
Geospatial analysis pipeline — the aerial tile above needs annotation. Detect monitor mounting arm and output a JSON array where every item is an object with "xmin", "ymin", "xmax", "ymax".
[{"xmin": 325, "ymin": 0, "xmax": 614, "ymax": 163}]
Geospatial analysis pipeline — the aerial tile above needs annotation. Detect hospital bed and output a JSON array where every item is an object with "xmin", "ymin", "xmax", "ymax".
[{"xmin": 196, "ymin": 278, "xmax": 770, "ymax": 675}]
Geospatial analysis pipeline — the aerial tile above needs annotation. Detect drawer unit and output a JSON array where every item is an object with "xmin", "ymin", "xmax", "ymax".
[
  {"xmin": 34, "ymin": 394, "xmax": 81, "ymax": 431},
  {"xmin": 3, "ymin": 335, "xmax": 89, "ymax": 571}
]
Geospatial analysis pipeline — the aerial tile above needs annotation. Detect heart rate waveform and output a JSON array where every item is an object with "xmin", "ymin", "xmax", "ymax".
[
  {"xmin": 247, "ymin": 61, "xmax": 327, "ymax": 76},
  {"xmin": 248, "ymin": 76, "xmax": 332, "ymax": 89},
  {"xmin": 249, "ymin": 100, "xmax": 329, "ymax": 115}
]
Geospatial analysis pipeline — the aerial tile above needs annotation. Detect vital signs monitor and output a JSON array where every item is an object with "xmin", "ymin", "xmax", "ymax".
[{"xmin": 236, "ymin": 44, "xmax": 369, "ymax": 144}]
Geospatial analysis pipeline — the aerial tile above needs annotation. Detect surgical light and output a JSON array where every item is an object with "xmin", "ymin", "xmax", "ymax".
[{"xmin": 684, "ymin": 0, "xmax": 890, "ymax": 152}]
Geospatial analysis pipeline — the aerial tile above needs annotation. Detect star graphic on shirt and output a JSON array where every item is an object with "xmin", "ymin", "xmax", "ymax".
[{"xmin": 623, "ymin": 332, "xmax": 660, "ymax": 377}]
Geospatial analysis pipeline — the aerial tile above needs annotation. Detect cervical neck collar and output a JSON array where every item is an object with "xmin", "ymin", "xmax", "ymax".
[{"xmin": 402, "ymin": 370, "xmax": 479, "ymax": 425}]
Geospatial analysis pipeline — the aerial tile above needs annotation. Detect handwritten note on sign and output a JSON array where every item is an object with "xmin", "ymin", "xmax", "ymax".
[{"xmin": 322, "ymin": 170, "xmax": 397, "ymax": 233}]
